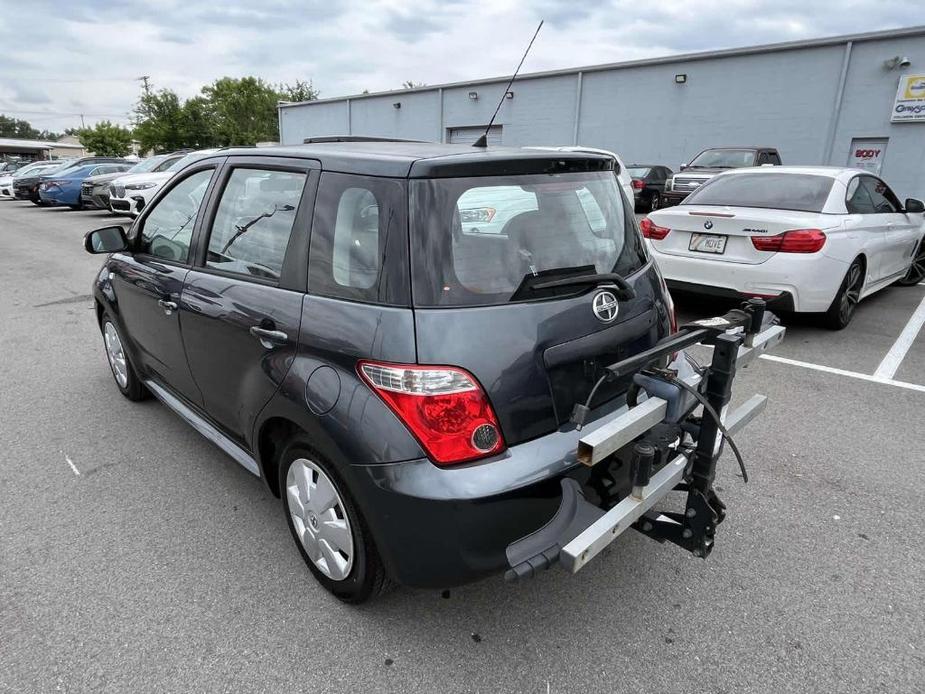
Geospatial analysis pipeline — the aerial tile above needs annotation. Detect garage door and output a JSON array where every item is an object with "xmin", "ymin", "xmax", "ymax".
[{"xmin": 446, "ymin": 125, "xmax": 502, "ymax": 145}]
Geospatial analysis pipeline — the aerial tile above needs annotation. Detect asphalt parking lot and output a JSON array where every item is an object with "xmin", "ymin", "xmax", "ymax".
[{"xmin": 1, "ymin": 200, "xmax": 923, "ymax": 693}]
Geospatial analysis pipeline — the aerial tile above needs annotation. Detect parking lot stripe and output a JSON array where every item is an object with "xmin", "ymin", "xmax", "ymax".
[
  {"xmin": 64, "ymin": 455, "xmax": 81, "ymax": 476},
  {"xmin": 873, "ymin": 294, "xmax": 925, "ymax": 379},
  {"xmin": 759, "ymin": 354, "xmax": 925, "ymax": 393}
]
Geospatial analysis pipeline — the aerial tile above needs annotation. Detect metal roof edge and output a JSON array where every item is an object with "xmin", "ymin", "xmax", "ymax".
[{"xmin": 279, "ymin": 24, "xmax": 925, "ymax": 109}]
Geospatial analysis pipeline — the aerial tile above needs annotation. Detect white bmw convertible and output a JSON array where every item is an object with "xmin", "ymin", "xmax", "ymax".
[{"xmin": 643, "ymin": 166, "xmax": 925, "ymax": 328}]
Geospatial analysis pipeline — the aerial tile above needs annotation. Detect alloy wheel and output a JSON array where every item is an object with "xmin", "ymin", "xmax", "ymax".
[
  {"xmin": 903, "ymin": 244, "xmax": 925, "ymax": 285},
  {"xmin": 286, "ymin": 458, "xmax": 354, "ymax": 581},
  {"xmin": 103, "ymin": 321, "xmax": 128, "ymax": 388},
  {"xmin": 839, "ymin": 263, "xmax": 863, "ymax": 325}
]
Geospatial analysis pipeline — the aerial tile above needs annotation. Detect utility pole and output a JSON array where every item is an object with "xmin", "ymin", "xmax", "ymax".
[
  {"xmin": 138, "ymin": 75, "xmax": 151, "ymax": 96},
  {"xmin": 80, "ymin": 114, "xmax": 85, "ymax": 128}
]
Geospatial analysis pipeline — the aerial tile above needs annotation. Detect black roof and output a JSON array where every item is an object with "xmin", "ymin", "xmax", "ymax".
[{"xmin": 197, "ymin": 141, "xmax": 614, "ymax": 178}]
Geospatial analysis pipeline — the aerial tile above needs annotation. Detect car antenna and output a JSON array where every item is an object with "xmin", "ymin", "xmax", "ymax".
[{"xmin": 472, "ymin": 20, "xmax": 543, "ymax": 148}]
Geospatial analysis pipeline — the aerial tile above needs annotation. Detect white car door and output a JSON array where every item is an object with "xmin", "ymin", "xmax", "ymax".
[
  {"xmin": 844, "ymin": 176, "xmax": 890, "ymax": 284},
  {"xmin": 861, "ymin": 176, "xmax": 920, "ymax": 280}
]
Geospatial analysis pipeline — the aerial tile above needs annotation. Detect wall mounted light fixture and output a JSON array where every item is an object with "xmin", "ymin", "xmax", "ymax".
[
  {"xmin": 393, "ymin": 102, "xmax": 401, "ymax": 109},
  {"xmin": 505, "ymin": 91, "xmax": 514, "ymax": 99},
  {"xmin": 884, "ymin": 55, "xmax": 912, "ymax": 70},
  {"xmin": 468, "ymin": 91, "xmax": 479, "ymax": 100},
  {"xmin": 675, "ymin": 74, "xmax": 687, "ymax": 84}
]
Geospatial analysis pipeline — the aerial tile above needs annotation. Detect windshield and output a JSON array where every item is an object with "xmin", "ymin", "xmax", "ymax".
[
  {"xmin": 683, "ymin": 172, "xmax": 834, "ymax": 213},
  {"xmin": 627, "ymin": 167, "xmax": 650, "ymax": 178},
  {"xmin": 410, "ymin": 171, "xmax": 646, "ymax": 307},
  {"xmin": 126, "ymin": 155, "xmax": 168, "ymax": 174},
  {"xmin": 14, "ymin": 162, "xmax": 56, "ymax": 178},
  {"xmin": 688, "ymin": 149, "xmax": 756, "ymax": 168}
]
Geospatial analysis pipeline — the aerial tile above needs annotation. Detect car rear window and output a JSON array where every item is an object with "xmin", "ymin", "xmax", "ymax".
[
  {"xmin": 627, "ymin": 167, "xmax": 650, "ymax": 178},
  {"xmin": 682, "ymin": 172, "xmax": 834, "ymax": 213},
  {"xmin": 410, "ymin": 171, "xmax": 646, "ymax": 307}
]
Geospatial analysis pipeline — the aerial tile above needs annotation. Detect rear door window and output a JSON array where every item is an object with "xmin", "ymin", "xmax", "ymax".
[
  {"xmin": 204, "ymin": 168, "xmax": 306, "ymax": 281},
  {"xmin": 846, "ymin": 177, "xmax": 876, "ymax": 214},
  {"xmin": 308, "ymin": 172, "xmax": 409, "ymax": 305},
  {"xmin": 683, "ymin": 172, "xmax": 833, "ymax": 212},
  {"xmin": 410, "ymin": 171, "xmax": 645, "ymax": 307}
]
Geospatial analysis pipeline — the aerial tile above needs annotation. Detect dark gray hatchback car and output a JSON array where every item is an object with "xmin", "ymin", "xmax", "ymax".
[{"xmin": 84, "ymin": 141, "xmax": 778, "ymax": 603}]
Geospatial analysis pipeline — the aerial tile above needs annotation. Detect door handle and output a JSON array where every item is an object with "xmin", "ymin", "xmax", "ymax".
[
  {"xmin": 157, "ymin": 298, "xmax": 178, "ymax": 315},
  {"xmin": 249, "ymin": 325, "xmax": 288, "ymax": 347}
]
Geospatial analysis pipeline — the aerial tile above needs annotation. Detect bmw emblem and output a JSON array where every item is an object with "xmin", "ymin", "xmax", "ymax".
[
  {"xmin": 592, "ymin": 290, "xmax": 619, "ymax": 323},
  {"xmin": 704, "ymin": 220, "xmax": 714, "ymax": 230}
]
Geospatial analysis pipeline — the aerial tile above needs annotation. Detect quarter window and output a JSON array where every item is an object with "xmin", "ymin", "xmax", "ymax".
[
  {"xmin": 205, "ymin": 168, "xmax": 306, "ymax": 281},
  {"xmin": 308, "ymin": 172, "xmax": 409, "ymax": 305},
  {"xmin": 846, "ymin": 177, "xmax": 876, "ymax": 214},
  {"xmin": 860, "ymin": 176, "xmax": 899, "ymax": 213},
  {"xmin": 138, "ymin": 169, "xmax": 213, "ymax": 262}
]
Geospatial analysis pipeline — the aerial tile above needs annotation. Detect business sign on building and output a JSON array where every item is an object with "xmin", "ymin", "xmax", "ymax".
[
  {"xmin": 891, "ymin": 74, "xmax": 925, "ymax": 122},
  {"xmin": 847, "ymin": 138, "xmax": 888, "ymax": 174}
]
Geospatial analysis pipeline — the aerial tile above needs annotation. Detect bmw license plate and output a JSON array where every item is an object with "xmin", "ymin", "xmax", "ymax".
[{"xmin": 689, "ymin": 233, "xmax": 727, "ymax": 254}]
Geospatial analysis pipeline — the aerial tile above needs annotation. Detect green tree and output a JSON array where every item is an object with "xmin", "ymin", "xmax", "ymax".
[
  {"xmin": 280, "ymin": 79, "xmax": 320, "ymax": 103},
  {"xmin": 133, "ymin": 88, "xmax": 187, "ymax": 152},
  {"xmin": 0, "ymin": 114, "xmax": 41, "ymax": 139},
  {"xmin": 201, "ymin": 76, "xmax": 280, "ymax": 145},
  {"xmin": 178, "ymin": 96, "xmax": 217, "ymax": 149},
  {"xmin": 77, "ymin": 121, "xmax": 134, "ymax": 156}
]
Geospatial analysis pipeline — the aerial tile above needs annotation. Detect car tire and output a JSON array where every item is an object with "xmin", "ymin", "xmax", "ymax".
[
  {"xmin": 649, "ymin": 191, "xmax": 661, "ymax": 212},
  {"xmin": 895, "ymin": 240, "xmax": 925, "ymax": 286},
  {"xmin": 822, "ymin": 258, "xmax": 864, "ymax": 330},
  {"xmin": 280, "ymin": 442, "xmax": 391, "ymax": 603},
  {"xmin": 100, "ymin": 312, "xmax": 148, "ymax": 401}
]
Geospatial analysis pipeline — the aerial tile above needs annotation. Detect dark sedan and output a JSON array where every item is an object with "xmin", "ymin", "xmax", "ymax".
[
  {"xmin": 14, "ymin": 156, "xmax": 128, "ymax": 205},
  {"xmin": 627, "ymin": 165, "xmax": 673, "ymax": 212}
]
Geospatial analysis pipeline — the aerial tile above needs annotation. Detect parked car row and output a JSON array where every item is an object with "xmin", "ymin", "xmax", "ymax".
[{"xmin": 0, "ymin": 150, "xmax": 223, "ymax": 216}]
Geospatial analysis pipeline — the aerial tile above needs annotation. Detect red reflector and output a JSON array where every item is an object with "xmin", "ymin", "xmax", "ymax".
[
  {"xmin": 751, "ymin": 229, "xmax": 826, "ymax": 253},
  {"xmin": 640, "ymin": 217, "xmax": 670, "ymax": 240},
  {"xmin": 358, "ymin": 362, "xmax": 506, "ymax": 466},
  {"xmin": 632, "ymin": 179, "xmax": 645, "ymax": 189}
]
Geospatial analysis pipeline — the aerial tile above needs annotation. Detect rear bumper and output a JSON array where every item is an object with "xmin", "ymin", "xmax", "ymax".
[
  {"xmin": 651, "ymin": 246, "xmax": 847, "ymax": 312},
  {"xmin": 348, "ymin": 355, "xmax": 702, "ymax": 589}
]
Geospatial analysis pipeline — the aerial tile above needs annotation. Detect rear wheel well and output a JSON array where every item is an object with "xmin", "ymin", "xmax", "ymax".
[{"xmin": 257, "ymin": 417, "xmax": 303, "ymax": 497}]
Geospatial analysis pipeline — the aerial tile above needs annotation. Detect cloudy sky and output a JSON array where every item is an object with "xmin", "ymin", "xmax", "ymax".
[{"xmin": 0, "ymin": 0, "xmax": 920, "ymax": 133}]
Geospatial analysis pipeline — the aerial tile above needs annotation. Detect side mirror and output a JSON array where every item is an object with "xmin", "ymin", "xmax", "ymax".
[
  {"xmin": 679, "ymin": 164, "xmax": 688, "ymax": 171},
  {"xmin": 84, "ymin": 226, "xmax": 128, "ymax": 254},
  {"xmin": 904, "ymin": 198, "xmax": 924, "ymax": 214}
]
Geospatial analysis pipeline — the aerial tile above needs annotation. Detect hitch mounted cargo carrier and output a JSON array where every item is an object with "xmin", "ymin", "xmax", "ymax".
[{"xmin": 505, "ymin": 299, "xmax": 785, "ymax": 581}]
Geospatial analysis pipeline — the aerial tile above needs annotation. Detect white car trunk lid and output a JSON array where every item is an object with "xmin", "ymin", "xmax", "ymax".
[{"xmin": 647, "ymin": 205, "xmax": 835, "ymax": 265}]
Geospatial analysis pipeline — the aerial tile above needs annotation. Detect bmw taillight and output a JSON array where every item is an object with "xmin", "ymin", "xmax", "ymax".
[
  {"xmin": 632, "ymin": 179, "xmax": 645, "ymax": 190},
  {"xmin": 640, "ymin": 217, "xmax": 671, "ymax": 240},
  {"xmin": 751, "ymin": 229, "xmax": 826, "ymax": 253},
  {"xmin": 358, "ymin": 362, "xmax": 505, "ymax": 465}
]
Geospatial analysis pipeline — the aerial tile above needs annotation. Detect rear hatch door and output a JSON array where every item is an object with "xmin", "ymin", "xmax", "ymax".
[{"xmin": 410, "ymin": 168, "xmax": 671, "ymax": 446}]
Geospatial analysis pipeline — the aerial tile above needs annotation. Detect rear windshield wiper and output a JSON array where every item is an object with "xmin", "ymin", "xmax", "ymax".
[{"xmin": 530, "ymin": 272, "xmax": 635, "ymax": 300}]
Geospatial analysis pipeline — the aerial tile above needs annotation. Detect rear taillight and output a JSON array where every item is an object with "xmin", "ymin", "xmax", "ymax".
[
  {"xmin": 751, "ymin": 229, "xmax": 826, "ymax": 253},
  {"xmin": 640, "ymin": 217, "xmax": 670, "ymax": 240},
  {"xmin": 358, "ymin": 362, "xmax": 505, "ymax": 466},
  {"xmin": 632, "ymin": 179, "xmax": 645, "ymax": 189}
]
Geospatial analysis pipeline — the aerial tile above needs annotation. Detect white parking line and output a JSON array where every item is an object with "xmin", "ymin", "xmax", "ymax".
[
  {"xmin": 759, "ymin": 354, "xmax": 925, "ymax": 393},
  {"xmin": 64, "ymin": 455, "xmax": 81, "ymax": 476},
  {"xmin": 873, "ymin": 294, "xmax": 925, "ymax": 379}
]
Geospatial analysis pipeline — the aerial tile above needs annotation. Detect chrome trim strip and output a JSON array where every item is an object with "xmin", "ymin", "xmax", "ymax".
[{"xmin": 144, "ymin": 380, "xmax": 261, "ymax": 477}]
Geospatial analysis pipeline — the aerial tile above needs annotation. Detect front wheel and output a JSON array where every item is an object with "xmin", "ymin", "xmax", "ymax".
[
  {"xmin": 895, "ymin": 241, "xmax": 925, "ymax": 286},
  {"xmin": 100, "ymin": 313, "xmax": 148, "ymax": 400},
  {"xmin": 280, "ymin": 444, "xmax": 390, "ymax": 603},
  {"xmin": 822, "ymin": 259, "xmax": 864, "ymax": 330}
]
